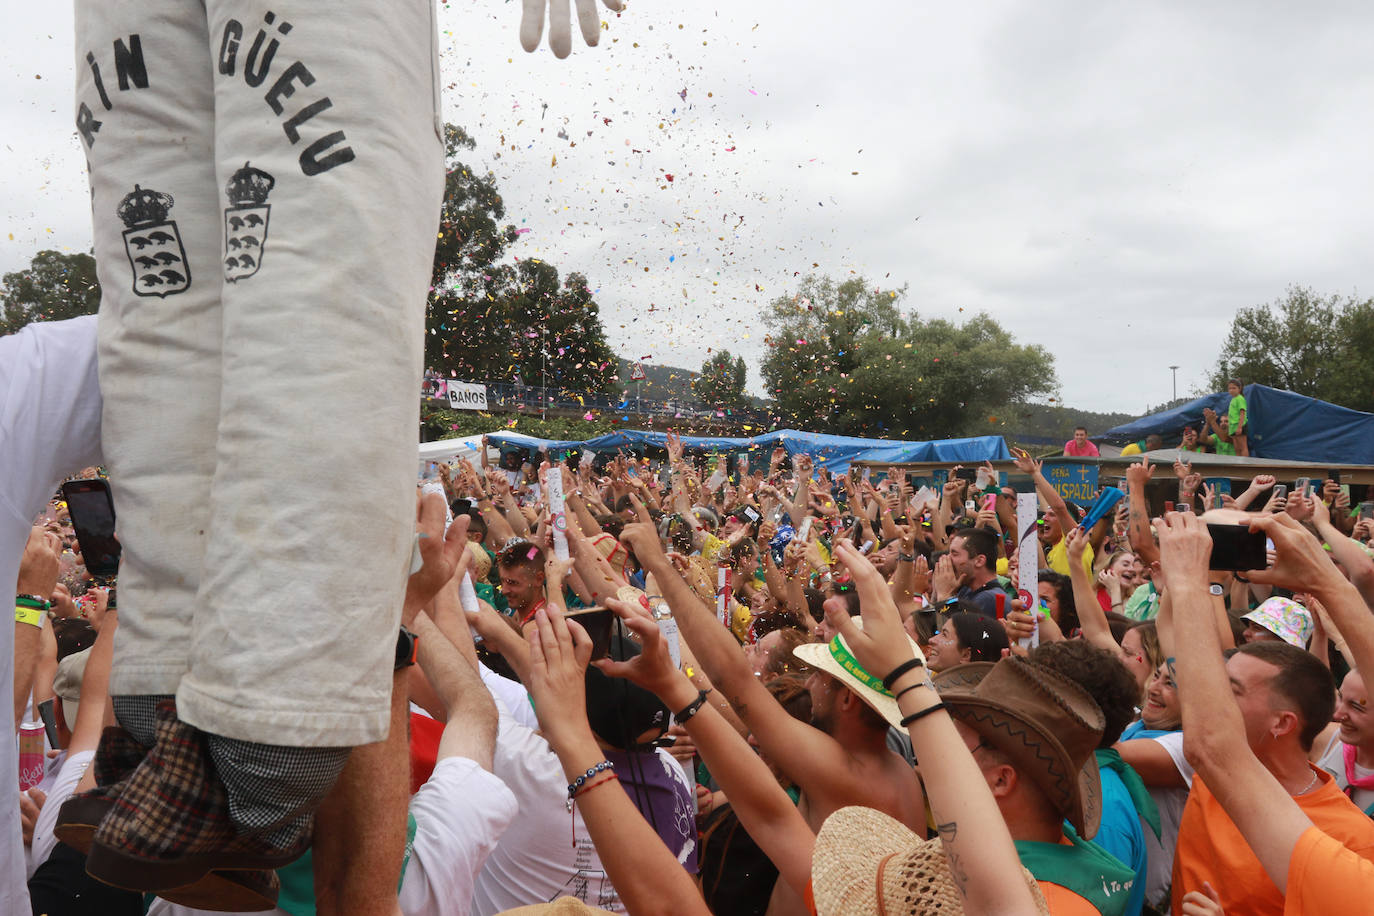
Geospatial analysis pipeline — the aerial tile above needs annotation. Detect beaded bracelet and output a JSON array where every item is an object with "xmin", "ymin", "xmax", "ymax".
[
  {"xmin": 566, "ymin": 760, "xmax": 615, "ymax": 808},
  {"xmin": 574, "ymin": 771, "xmax": 620, "ymax": 800}
]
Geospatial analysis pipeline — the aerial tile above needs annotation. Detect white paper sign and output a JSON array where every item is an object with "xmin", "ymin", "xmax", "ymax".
[
  {"xmin": 545, "ymin": 467, "xmax": 569, "ymax": 561},
  {"xmin": 446, "ymin": 381, "xmax": 489, "ymax": 411},
  {"xmin": 1017, "ymin": 492, "xmax": 1040, "ymax": 649}
]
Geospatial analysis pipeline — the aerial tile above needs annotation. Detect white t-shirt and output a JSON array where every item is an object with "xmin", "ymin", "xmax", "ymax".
[
  {"xmin": 1140, "ymin": 730, "xmax": 1195, "ymax": 906},
  {"xmin": 1317, "ymin": 737, "xmax": 1374, "ymax": 814},
  {"xmin": 26, "ymin": 749, "xmax": 93, "ymax": 878},
  {"xmin": 1, "ymin": 315, "xmax": 103, "ymax": 913},
  {"xmin": 400, "ymin": 756, "xmax": 518, "ymax": 916},
  {"xmin": 471, "ymin": 697, "xmax": 623, "ymax": 915}
]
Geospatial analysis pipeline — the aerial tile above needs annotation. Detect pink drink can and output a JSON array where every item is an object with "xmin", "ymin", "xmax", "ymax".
[{"xmin": 18, "ymin": 721, "xmax": 45, "ymax": 791}]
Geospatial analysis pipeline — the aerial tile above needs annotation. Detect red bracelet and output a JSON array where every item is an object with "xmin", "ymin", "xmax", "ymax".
[{"xmin": 574, "ymin": 771, "xmax": 620, "ymax": 800}]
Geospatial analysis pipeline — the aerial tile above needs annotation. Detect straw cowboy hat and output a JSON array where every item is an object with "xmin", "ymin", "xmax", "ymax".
[
  {"xmin": 793, "ymin": 620, "xmax": 926, "ymax": 729},
  {"xmin": 811, "ymin": 805, "xmax": 1048, "ymax": 916},
  {"xmin": 933, "ymin": 658, "xmax": 1106, "ymax": 838}
]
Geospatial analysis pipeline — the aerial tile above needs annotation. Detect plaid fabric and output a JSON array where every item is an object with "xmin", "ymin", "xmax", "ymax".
[
  {"xmin": 94, "ymin": 725, "xmax": 146, "ymax": 786},
  {"xmin": 89, "ymin": 701, "xmax": 310, "ymax": 887}
]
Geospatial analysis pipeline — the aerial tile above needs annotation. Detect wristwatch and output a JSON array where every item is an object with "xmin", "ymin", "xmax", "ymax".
[
  {"xmin": 1208, "ymin": 583, "xmax": 1225, "ymax": 597},
  {"xmin": 395, "ymin": 626, "xmax": 418, "ymax": 671}
]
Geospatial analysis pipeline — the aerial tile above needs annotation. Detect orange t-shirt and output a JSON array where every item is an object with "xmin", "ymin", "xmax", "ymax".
[
  {"xmin": 1037, "ymin": 881, "xmax": 1099, "ymax": 915},
  {"xmin": 1284, "ymin": 826, "xmax": 1374, "ymax": 914},
  {"xmin": 1172, "ymin": 767, "xmax": 1374, "ymax": 915}
]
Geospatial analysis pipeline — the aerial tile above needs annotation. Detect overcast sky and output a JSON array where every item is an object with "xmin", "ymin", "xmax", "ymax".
[{"xmin": 6, "ymin": 1, "xmax": 1373, "ymax": 416}]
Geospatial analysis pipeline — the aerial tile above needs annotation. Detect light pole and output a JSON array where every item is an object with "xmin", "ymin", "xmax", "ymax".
[{"xmin": 1169, "ymin": 365, "xmax": 1179, "ymax": 403}]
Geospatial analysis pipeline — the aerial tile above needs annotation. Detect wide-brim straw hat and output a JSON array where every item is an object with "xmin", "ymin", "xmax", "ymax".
[
  {"xmin": 793, "ymin": 620, "xmax": 926, "ymax": 729},
  {"xmin": 811, "ymin": 805, "xmax": 1049, "ymax": 916},
  {"xmin": 934, "ymin": 658, "xmax": 1105, "ymax": 838}
]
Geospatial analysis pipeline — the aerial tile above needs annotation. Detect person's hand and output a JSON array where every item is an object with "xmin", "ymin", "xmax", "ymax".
[
  {"xmin": 827, "ymin": 540, "xmax": 924, "ymax": 678},
  {"xmin": 794, "ymin": 453, "xmax": 813, "ymax": 480},
  {"xmin": 1310, "ymin": 492, "xmax": 1332, "ymax": 529},
  {"xmin": 1126, "ymin": 460, "xmax": 1155, "ymax": 491},
  {"xmin": 1099, "ymin": 567, "xmax": 1123, "ymax": 601},
  {"xmin": 1322, "ymin": 478, "xmax": 1341, "ymax": 503},
  {"xmin": 1354, "ymin": 518, "xmax": 1374, "ymax": 543},
  {"xmin": 520, "ymin": 0, "xmax": 624, "ymax": 59},
  {"xmin": 1243, "ymin": 513, "xmax": 1345, "ymax": 594},
  {"xmin": 662, "ymin": 723, "xmax": 697, "ymax": 765},
  {"xmin": 1065, "ymin": 527, "xmax": 1088, "ymax": 566},
  {"xmin": 1154, "ymin": 511, "xmax": 1213, "ymax": 593},
  {"xmin": 1286, "ymin": 490, "xmax": 1314, "ymax": 523},
  {"xmin": 910, "ymin": 555, "xmax": 932, "ymax": 596},
  {"xmin": 932, "ymin": 553, "xmax": 958, "ymax": 600},
  {"xmin": 1173, "ymin": 457, "xmax": 1192, "ymax": 480},
  {"xmin": 1003, "ymin": 609, "xmax": 1037, "ymax": 644},
  {"xmin": 1182, "ymin": 472, "xmax": 1202, "ymax": 495},
  {"xmin": 524, "ymin": 605, "xmax": 595, "ymax": 751},
  {"xmin": 941, "ymin": 479, "xmax": 963, "ymax": 504},
  {"xmin": 1010, "ymin": 448, "xmax": 1040, "ymax": 476},
  {"xmin": 17, "ymin": 526, "xmax": 60, "ymax": 598},
  {"xmin": 666, "ymin": 430, "xmax": 685, "ymax": 466},
  {"xmin": 782, "ymin": 540, "xmax": 808, "ymax": 576},
  {"xmin": 595, "ymin": 597, "xmax": 682, "ymax": 698},
  {"xmin": 488, "ymin": 469, "xmax": 512, "ymax": 498},
  {"xmin": 49, "ymin": 583, "xmax": 78, "ymax": 620},
  {"xmin": 757, "ymin": 519, "xmax": 777, "ymax": 545},
  {"xmin": 19, "ymin": 788, "xmax": 45, "ymax": 847},
  {"xmin": 85, "ymin": 586, "xmax": 112, "ymax": 631},
  {"xmin": 403, "ymin": 494, "xmax": 471, "ymax": 622},
  {"xmin": 1248, "ymin": 474, "xmax": 1276, "ymax": 494},
  {"xmin": 1263, "ymin": 489, "xmax": 1287, "ymax": 514},
  {"xmin": 974, "ymin": 507, "xmax": 1000, "ymax": 533},
  {"xmin": 1336, "ymin": 486, "xmax": 1352, "ymax": 513},
  {"xmin": 1180, "ymin": 882, "xmax": 1224, "ymax": 916},
  {"xmin": 619, "ymin": 522, "xmax": 668, "ymax": 570},
  {"xmin": 770, "ymin": 446, "xmax": 787, "ymax": 470}
]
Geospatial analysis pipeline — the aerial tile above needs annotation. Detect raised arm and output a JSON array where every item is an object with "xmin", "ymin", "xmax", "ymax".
[
  {"xmin": 522, "ymin": 604, "xmax": 710, "ymax": 916},
  {"xmin": 1125, "ymin": 460, "xmax": 1160, "ymax": 567},
  {"xmin": 596, "ymin": 597, "xmax": 815, "ymax": 899},
  {"xmin": 1065, "ymin": 528, "xmax": 1121, "ymax": 654},
  {"xmin": 1011, "ymin": 448, "xmax": 1073, "ymax": 537},
  {"xmin": 827, "ymin": 541, "xmax": 1041, "ymax": 916},
  {"xmin": 1157, "ymin": 512, "xmax": 1314, "ymax": 893}
]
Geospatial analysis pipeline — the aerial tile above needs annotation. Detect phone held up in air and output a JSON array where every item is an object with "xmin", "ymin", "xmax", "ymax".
[
  {"xmin": 60, "ymin": 478, "xmax": 121, "ymax": 579},
  {"xmin": 566, "ymin": 607, "xmax": 615, "ymax": 661},
  {"xmin": 1207, "ymin": 523, "xmax": 1267, "ymax": 572}
]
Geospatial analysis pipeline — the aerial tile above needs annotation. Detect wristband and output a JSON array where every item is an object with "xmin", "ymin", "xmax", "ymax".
[
  {"xmin": 15, "ymin": 594, "xmax": 51, "ymax": 611},
  {"xmin": 15, "ymin": 605, "xmax": 43, "ymax": 628},
  {"xmin": 882, "ymin": 657, "xmax": 925, "ymax": 691},
  {"xmin": 674, "ymin": 688, "xmax": 712, "ymax": 724},
  {"xmin": 900, "ymin": 702, "xmax": 947, "ymax": 727}
]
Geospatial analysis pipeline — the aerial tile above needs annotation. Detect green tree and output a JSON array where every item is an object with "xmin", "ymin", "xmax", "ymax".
[
  {"xmin": 694, "ymin": 350, "xmax": 747, "ymax": 409},
  {"xmin": 425, "ymin": 125, "xmax": 617, "ymax": 393},
  {"xmin": 760, "ymin": 275, "xmax": 1057, "ymax": 437},
  {"xmin": 1209, "ymin": 286, "xmax": 1374, "ymax": 411},
  {"xmin": 1, "ymin": 250, "xmax": 101, "ymax": 335}
]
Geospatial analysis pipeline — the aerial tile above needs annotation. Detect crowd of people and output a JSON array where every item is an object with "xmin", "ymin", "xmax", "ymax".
[{"xmin": 12, "ymin": 406, "xmax": 1374, "ymax": 914}]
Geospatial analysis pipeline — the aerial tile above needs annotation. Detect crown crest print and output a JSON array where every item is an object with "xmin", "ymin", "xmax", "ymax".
[
  {"xmin": 119, "ymin": 184, "xmax": 191, "ymax": 298},
  {"xmin": 224, "ymin": 162, "xmax": 275, "ymax": 282}
]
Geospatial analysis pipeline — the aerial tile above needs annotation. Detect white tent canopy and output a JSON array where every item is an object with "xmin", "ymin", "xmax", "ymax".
[{"xmin": 417, "ymin": 431, "xmax": 546, "ymax": 475}]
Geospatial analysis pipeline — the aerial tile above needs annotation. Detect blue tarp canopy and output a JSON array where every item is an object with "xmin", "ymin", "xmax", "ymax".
[
  {"xmin": 1103, "ymin": 385, "xmax": 1374, "ymax": 465},
  {"xmin": 483, "ymin": 428, "xmax": 1010, "ymax": 474}
]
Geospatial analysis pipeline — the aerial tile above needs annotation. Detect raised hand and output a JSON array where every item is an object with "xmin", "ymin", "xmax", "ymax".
[
  {"xmin": 827, "ymin": 540, "xmax": 924, "ymax": 677},
  {"xmin": 1126, "ymin": 460, "xmax": 1155, "ymax": 490},
  {"xmin": 520, "ymin": 0, "xmax": 625, "ymax": 59},
  {"xmin": 594, "ymin": 597, "xmax": 680, "ymax": 697}
]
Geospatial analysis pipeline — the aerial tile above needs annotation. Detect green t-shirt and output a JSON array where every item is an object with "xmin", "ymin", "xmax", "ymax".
[
  {"xmin": 1214, "ymin": 439, "xmax": 1237, "ymax": 457},
  {"xmin": 1228, "ymin": 393, "xmax": 1247, "ymax": 434}
]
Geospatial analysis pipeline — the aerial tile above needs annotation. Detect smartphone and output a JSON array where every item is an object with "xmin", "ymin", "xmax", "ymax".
[
  {"xmin": 1208, "ymin": 523, "xmax": 1267, "ymax": 571},
  {"xmin": 1295, "ymin": 478, "xmax": 1311, "ymax": 498},
  {"xmin": 566, "ymin": 607, "xmax": 615, "ymax": 661},
  {"xmin": 37, "ymin": 698, "xmax": 60, "ymax": 747},
  {"xmin": 994, "ymin": 591, "xmax": 1006, "ymax": 620},
  {"xmin": 1328, "ymin": 469, "xmax": 1342, "ymax": 483},
  {"xmin": 964, "ymin": 499, "xmax": 977, "ymax": 515},
  {"xmin": 954, "ymin": 468, "xmax": 977, "ymax": 483},
  {"xmin": 860, "ymin": 540, "xmax": 875, "ymax": 555},
  {"xmin": 1360, "ymin": 502, "xmax": 1374, "ymax": 520},
  {"xmin": 1272, "ymin": 484, "xmax": 1288, "ymax": 501},
  {"xmin": 451, "ymin": 497, "xmax": 474, "ymax": 517},
  {"xmin": 1176, "ymin": 503, "xmax": 1192, "ymax": 514},
  {"xmin": 1340, "ymin": 484, "xmax": 1351, "ymax": 502},
  {"xmin": 983, "ymin": 494, "xmax": 997, "ymax": 512},
  {"xmin": 797, "ymin": 516, "xmax": 813, "ymax": 542},
  {"xmin": 741, "ymin": 506, "xmax": 761, "ymax": 526},
  {"xmin": 1163, "ymin": 500, "xmax": 1174, "ymax": 513},
  {"xmin": 60, "ymin": 479, "xmax": 120, "ymax": 578}
]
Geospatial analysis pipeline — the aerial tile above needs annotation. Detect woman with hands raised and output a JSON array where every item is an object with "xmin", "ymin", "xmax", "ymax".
[{"xmin": 521, "ymin": 604, "xmax": 710, "ymax": 916}]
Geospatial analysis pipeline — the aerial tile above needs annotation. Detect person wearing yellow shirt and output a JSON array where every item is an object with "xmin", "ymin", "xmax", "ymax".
[{"xmin": 1011, "ymin": 449, "xmax": 1093, "ymax": 578}]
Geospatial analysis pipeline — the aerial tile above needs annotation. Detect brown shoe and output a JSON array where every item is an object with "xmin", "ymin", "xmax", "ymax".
[
  {"xmin": 156, "ymin": 867, "xmax": 281, "ymax": 913},
  {"xmin": 85, "ymin": 703, "xmax": 309, "ymax": 892}
]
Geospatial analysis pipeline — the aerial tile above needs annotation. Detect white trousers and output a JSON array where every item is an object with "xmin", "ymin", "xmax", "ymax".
[{"xmin": 75, "ymin": 0, "xmax": 444, "ymax": 745}]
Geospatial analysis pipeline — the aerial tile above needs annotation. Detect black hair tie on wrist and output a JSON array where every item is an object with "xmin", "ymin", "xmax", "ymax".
[
  {"xmin": 882, "ymin": 657, "xmax": 925, "ymax": 691},
  {"xmin": 900, "ymin": 702, "xmax": 947, "ymax": 728}
]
